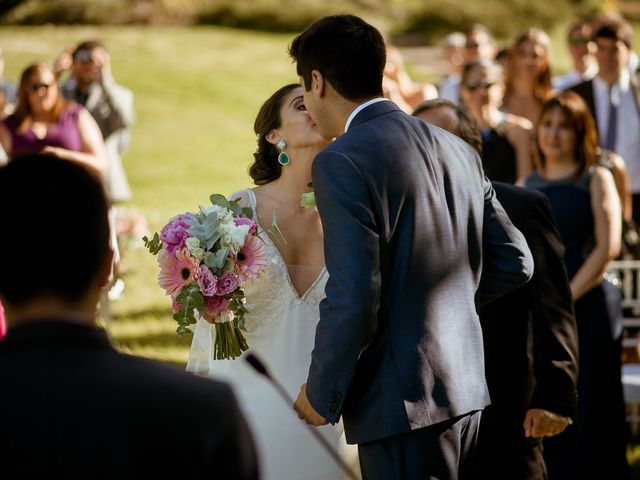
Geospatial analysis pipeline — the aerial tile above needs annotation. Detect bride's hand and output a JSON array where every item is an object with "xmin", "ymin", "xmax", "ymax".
[{"xmin": 293, "ymin": 383, "xmax": 329, "ymax": 426}]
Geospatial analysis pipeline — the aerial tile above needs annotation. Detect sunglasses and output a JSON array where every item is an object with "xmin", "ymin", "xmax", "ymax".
[
  {"xmin": 464, "ymin": 80, "xmax": 496, "ymax": 91},
  {"xmin": 27, "ymin": 83, "xmax": 53, "ymax": 94}
]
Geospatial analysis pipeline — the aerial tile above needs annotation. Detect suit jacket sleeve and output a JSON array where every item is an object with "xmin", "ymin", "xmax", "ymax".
[
  {"xmin": 526, "ymin": 195, "xmax": 579, "ymax": 418},
  {"xmin": 477, "ymin": 177, "xmax": 534, "ymax": 306},
  {"xmin": 306, "ymin": 150, "xmax": 381, "ymax": 423}
]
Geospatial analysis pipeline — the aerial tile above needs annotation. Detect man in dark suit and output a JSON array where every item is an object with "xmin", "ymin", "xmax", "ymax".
[
  {"xmin": 290, "ymin": 15, "xmax": 534, "ymax": 479},
  {"xmin": 414, "ymin": 99, "xmax": 579, "ymax": 479},
  {"xmin": 0, "ymin": 154, "xmax": 259, "ymax": 479},
  {"xmin": 570, "ymin": 17, "xmax": 640, "ymax": 224}
]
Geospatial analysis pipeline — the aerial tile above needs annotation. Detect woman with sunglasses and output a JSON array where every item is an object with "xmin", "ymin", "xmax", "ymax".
[
  {"xmin": 459, "ymin": 59, "xmax": 533, "ymax": 184},
  {"xmin": 502, "ymin": 28, "xmax": 554, "ymax": 125},
  {"xmin": 0, "ymin": 62, "xmax": 106, "ymax": 174}
]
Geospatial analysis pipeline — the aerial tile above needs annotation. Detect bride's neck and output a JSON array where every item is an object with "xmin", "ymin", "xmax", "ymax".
[{"xmin": 273, "ymin": 146, "xmax": 320, "ymax": 199}]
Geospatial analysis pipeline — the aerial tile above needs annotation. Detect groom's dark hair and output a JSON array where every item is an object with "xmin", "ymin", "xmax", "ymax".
[
  {"xmin": 0, "ymin": 154, "xmax": 111, "ymax": 306},
  {"xmin": 289, "ymin": 15, "xmax": 386, "ymax": 102}
]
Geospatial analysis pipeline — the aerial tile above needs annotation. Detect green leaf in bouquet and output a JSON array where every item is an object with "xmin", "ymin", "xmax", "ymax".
[
  {"xmin": 173, "ymin": 283, "xmax": 204, "ymax": 334},
  {"xmin": 209, "ymin": 194, "xmax": 230, "ymax": 209},
  {"xmin": 186, "ymin": 211, "xmax": 221, "ymax": 251},
  {"xmin": 265, "ymin": 210, "xmax": 287, "ymax": 245},
  {"xmin": 142, "ymin": 232, "xmax": 162, "ymax": 255},
  {"xmin": 226, "ymin": 198, "xmax": 244, "ymax": 217},
  {"xmin": 203, "ymin": 248, "xmax": 228, "ymax": 272},
  {"xmin": 241, "ymin": 206, "xmax": 253, "ymax": 218}
]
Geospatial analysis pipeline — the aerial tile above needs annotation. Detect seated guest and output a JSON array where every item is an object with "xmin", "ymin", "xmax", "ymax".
[
  {"xmin": 414, "ymin": 99, "xmax": 579, "ymax": 480},
  {"xmin": 0, "ymin": 153, "xmax": 259, "ymax": 479}
]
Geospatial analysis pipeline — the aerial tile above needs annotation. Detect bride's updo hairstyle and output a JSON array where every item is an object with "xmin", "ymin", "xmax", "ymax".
[{"xmin": 250, "ymin": 83, "xmax": 300, "ymax": 185}]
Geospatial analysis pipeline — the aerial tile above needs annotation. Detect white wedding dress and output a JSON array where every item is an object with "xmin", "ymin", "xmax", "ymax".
[{"xmin": 187, "ymin": 188, "xmax": 358, "ymax": 480}]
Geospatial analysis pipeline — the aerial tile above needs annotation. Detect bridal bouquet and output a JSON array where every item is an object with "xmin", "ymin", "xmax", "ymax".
[{"xmin": 143, "ymin": 194, "xmax": 266, "ymax": 359}]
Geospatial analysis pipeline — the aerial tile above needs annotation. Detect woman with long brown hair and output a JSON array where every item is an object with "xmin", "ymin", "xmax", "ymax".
[
  {"xmin": 525, "ymin": 91, "xmax": 628, "ymax": 479},
  {"xmin": 503, "ymin": 28, "xmax": 554, "ymax": 125},
  {"xmin": 0, "ymin": 62, "xmax": 105, "ymax": 173}
]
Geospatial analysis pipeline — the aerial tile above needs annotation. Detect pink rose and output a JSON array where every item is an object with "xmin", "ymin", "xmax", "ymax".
[
  {"xmin": 202, "ymin": 295, "xmax": 231, "ymax": 323},
  {"xmin": 198, "ymin": 265, "xmax": 218, "ymax": 297},
  {"xmin": 160, "ymin": 214, "xmax": 192, "ymax": 254},
  {"xmin": 216, "ymin": 272, "xmax": 238, "ymax": 296}
]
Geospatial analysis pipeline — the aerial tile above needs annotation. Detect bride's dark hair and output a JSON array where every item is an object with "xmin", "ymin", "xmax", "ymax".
[{"xmin": 250, "ymin": 84, "xmax": 300, "ymax": 185}]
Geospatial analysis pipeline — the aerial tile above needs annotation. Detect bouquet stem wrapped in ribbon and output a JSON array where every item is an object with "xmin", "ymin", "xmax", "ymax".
[{"xmin": 144, "ymin": 194, "xmax": 266, "ymax": 359}]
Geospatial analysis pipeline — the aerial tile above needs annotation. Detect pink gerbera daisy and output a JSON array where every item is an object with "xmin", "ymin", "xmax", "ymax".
[
  {"xmin": 234, "ymin": 235, "xmax": 267, "ymax": 283},
  {"xmin": 158, "ymin": 248, "xmax": 200, "ymax": 297}
]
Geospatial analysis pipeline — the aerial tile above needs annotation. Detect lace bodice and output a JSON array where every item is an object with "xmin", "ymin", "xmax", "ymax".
[{"xmin": 231, "ymin": 188, "xmax": 327, "ymax": 333}]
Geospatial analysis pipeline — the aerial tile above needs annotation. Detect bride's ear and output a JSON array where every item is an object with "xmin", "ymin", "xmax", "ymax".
[{"xmin": 265, "ymin": 129, "xmax": 280, "ymax": 146}]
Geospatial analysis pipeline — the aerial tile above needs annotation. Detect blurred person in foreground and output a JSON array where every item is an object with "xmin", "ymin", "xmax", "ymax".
[
  {"xmin": 56, "ymin": 40, "xmax": 134, "ymax": 203},
  {"xmin": 0, "ymin": 153, "xmax": 259, "ymax": 479},
  {"xmin": 524, "ymin": 91, "xmax": 628, "ymax": 479},
  {"xmin": 289, "ymin": 14, "xmax": 533, "ymax": 479},
  {"xmin": 414, "ymin": 98, "xmax": 579, "ymax": 479}
]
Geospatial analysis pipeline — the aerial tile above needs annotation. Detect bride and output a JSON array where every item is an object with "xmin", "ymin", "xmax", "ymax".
[{"xmin": 187, "ymin": 84, "xmax": 358, "ymax": 480}]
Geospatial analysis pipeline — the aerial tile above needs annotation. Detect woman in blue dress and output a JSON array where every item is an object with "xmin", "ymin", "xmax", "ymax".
[{"xmin": 525, "ymin": 91, "xmax": 628, "ymax": 479}]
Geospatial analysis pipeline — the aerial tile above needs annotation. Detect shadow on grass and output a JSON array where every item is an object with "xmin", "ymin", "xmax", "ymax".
[{"xmin": 111, "ymin": 306, "xmax": 171, "ymax": 321}]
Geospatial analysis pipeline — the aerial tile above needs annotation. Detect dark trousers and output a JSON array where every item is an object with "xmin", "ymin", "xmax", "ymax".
[
  {"xmin": 358, "ymin": 411, "xmax": 481, "ymax": 480},
  {"xmin": 632, "ymin": 193, "xmax": 640, "ymax": 227}
]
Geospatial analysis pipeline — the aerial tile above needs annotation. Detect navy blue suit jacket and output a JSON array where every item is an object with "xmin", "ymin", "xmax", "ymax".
[{"xmin": 306, "ymin": 101, "xmax": 534, "ymax": 444}]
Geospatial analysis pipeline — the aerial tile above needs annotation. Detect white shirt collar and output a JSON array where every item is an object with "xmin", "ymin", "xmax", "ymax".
[{"xmin": 344, "ymin": 97, "xmax": 391, "ymax": 133}]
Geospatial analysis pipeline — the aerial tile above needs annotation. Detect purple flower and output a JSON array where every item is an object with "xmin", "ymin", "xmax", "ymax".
[
  {"xmin": 234, "ymin": 217, "xmax": 257, "ymax": 235},
  {"xmin": 202, "ymin": 295, "xmax": 231, "ymax": 323},
  {"xmin": 160, "ymin": 214, "xmax": 192, "ymax": 254},
  {"xmin": 216, "ymin": 272, "xmax": 238, "ymax": 296},
  {"xmin": 198, "ymin": 265, "xmax": 218, "ymax": 297}
]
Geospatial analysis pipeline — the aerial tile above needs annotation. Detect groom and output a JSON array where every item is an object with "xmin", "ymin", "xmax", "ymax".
[{"xmin": 291, "ymin": 15, "xmax": 534, "ymax": 479}]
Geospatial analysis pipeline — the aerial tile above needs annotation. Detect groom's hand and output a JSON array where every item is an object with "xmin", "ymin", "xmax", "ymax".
[
  {"xmin": 293, "ymin": 383, "xmax": 329, "ymax": 426},
  {"xmin": 523, "ymin": 408, "xmax": 571, "ymax": 438}
]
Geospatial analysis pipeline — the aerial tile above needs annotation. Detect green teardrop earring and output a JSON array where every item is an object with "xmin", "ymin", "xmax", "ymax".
[{"xmin": 277, "ymin": 139, "xmax": 290, "ymax": 166}]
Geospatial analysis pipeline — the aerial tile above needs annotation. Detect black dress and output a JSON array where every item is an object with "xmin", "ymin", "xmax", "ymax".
[
  {"xmin": 481, "ymin": 127, "xmax": 517, "ymax": 184},
  {"xmin": 525, "ymin": 170, "xmax": 629, "ymax": 479}
]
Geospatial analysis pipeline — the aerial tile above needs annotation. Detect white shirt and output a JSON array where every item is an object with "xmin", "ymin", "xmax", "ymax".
[
  {"xmin": 344, "ymin": 97, "xmax": 392, "ymax": 133},
  {"xmin": 593, "ymin": 71, "xmax": 640, "ymax": 192},
  {"xmin": 552, "ymin": 63, "xmax": 598, "ymax": 92},
  {"xmin": 438, "ymin": 74, "xmax": 461, "ymax": 104}
]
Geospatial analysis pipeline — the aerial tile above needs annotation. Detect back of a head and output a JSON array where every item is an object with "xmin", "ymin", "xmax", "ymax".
[
  {"xmin": 412, "ymin": 99, "xmax": 482, "ymax": 155},
  {"xmin": 0, "ymin": 154, "xmax": 110, "ymax": 306},
  {"xmin": 289, "ymin": 14, "xmax": 386, "ymax": 102}
]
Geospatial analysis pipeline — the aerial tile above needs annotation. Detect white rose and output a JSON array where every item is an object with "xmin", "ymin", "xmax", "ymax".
[{"xmin": 219, "ymin": 223, "xmax": 250, "ymax": 254}]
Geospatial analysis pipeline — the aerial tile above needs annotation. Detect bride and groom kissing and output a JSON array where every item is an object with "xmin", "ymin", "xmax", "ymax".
[{"xmin": 188, "ymin": 14, "xmax": 534, "ymax": 480}]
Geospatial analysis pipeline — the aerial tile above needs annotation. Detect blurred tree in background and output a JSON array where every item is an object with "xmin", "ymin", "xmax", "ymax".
[{"xmin": 0, "ymin": 0, "xmax": 632, "ymax": 43}]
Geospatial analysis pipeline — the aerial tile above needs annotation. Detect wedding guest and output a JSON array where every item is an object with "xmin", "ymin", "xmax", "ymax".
[
  {"xmin": 503, "ymin": 28, "xmax": 553, "ymax": 125},
  {"xmin": 0, "ymin": 153, "xmax": 259, "ymax": 479},
  {"xmin": 56, "ymin": 40, "xmax": 134, "ymax": 202},
  {"xmin": 570, "ymin": 17, "xmax": 640, "ymax": 225},
  {"xmin": 439, "ymin": 24, "xmax": 497, "ymax": 104},
  {"xmin": 290, "ymin": 14, "xmax": 533, "ymax": 479},
  {"xmin": 437, "ymin": 32, "xmax": 466, "ymax": 104},
  {"xmin": 0, "ymin": 62, "xmax": 106, "ymax": 174},
  {"xmin": 553, "ymin": 19, "xmax": 598, "ymax": 92},
  {"xmin": 382, "ymin": 44, "xmax": 437, "ymax": 113},
  {"xmin": 524, "ymin": 91, "xmax": 628, "ymax": 479},
  {"xmin": 458, "ymin": 59, "xmax": 533, "ymax": 183},
  {"xmin": 413, "ymin": 98, "xmax": 579, "ymax": 479}
]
